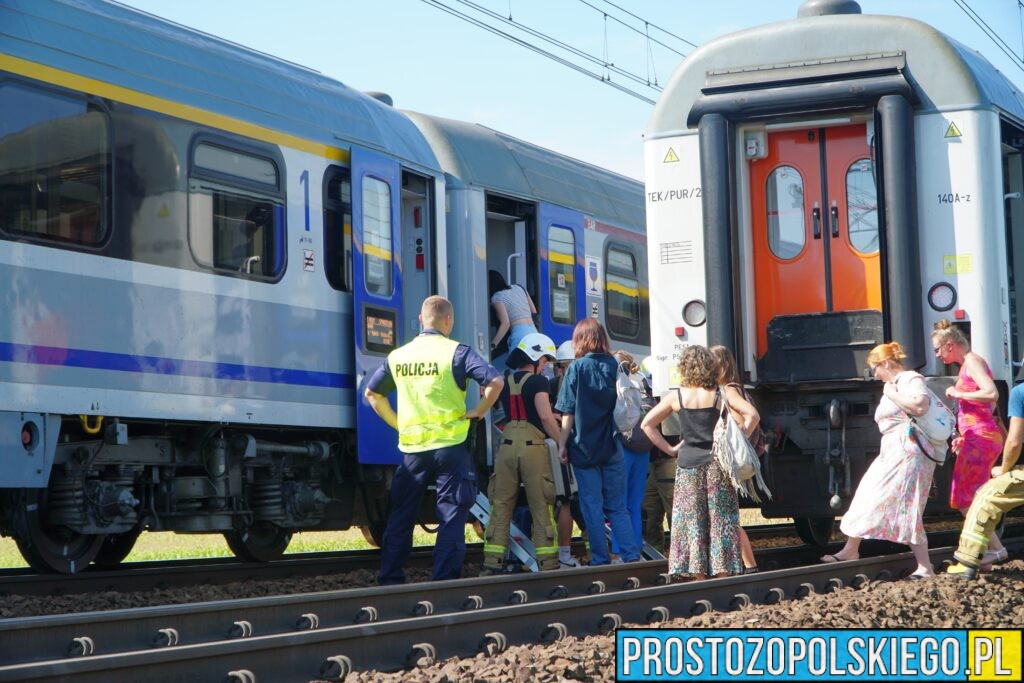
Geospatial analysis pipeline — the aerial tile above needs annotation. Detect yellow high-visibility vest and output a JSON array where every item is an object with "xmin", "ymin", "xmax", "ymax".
[{"xmin": 387, "ymin": 333, "xmax": 469, "ymax": 453}]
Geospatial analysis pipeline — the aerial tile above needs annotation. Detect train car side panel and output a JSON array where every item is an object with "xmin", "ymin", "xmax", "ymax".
[
  {"xmin": 916, "ymin": 110, "xmax": 1010, "ymax": 380},
  {"xmin": 644, "ymin": 134, "xmax": 704, "ymax": 394}
]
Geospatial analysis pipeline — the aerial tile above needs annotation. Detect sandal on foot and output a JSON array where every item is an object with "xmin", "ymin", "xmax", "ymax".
[{"xmin": 743, "ymin": 565, "xmax": 761, "ymax": 574}]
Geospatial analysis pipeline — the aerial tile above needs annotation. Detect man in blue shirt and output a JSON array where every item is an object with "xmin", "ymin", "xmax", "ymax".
[
  {"xmin": 947, "ymin": 382, "xmax": 1024, "ymax": 578},
  {"xmin": 365, "ymin": 296, "xmax": 503, "ymax": 584}
]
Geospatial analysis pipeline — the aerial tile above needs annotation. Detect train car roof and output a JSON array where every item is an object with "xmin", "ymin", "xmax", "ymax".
[
  {"xmin": 0, "ymin": 0, "xmax": 441, "ymax": 172},
  {"xmin": 404, "ymin": 111, "xmax": 645, "ymax": 232},
  {"xmin": 648, "ymin": 9, "xmax": 1024, "ymax": 139}
]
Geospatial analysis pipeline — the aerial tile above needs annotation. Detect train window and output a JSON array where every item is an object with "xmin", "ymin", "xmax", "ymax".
[
  {"xmin": 606, "ymin": 245, "xmax": 641, "ymax": 339},
  {"xmin": 548, "ymin": 225, "xmax": 576, "ymax": 324},
  {"xmin": 189, "ymin": 142, "xmax": 284, "ymax": 279},
  {"xmin": 324, "ymin": 167, "xmax": 353, "ymax": 291},
  {"xmin": 766, "ymin": 165, "xmax": 805, "ymax": 260},
  {"xmin": 362, "ymin": 177, "xmax": 393, "ymax": 296},
  {"xmin": 0, "ymin": 83, "xmax": 109, "ymax": 246},
  {"xmin": 846, "ymin": 158, "xmax": 879, "ymax": 254}
]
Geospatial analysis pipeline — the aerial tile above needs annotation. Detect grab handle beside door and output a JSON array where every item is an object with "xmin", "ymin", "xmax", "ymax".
[
  {"xmin": 812, "ymin": 203, "xmax": 821, "ymax": 239},
  {"xmin": 830, "ymin": 200, "xmax": 839, "ymax": 238}
]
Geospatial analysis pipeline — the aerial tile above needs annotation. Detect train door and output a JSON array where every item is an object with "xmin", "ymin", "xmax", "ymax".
[
  {"xmin": 538, "ymin": 202, "xmax": 585, "ymax": 344},
  {"xmin": 750, "ymin": 124, "xmax": 880, "ymax": 359},
  {"xmin": 484, "ymin": 194, "xmax": 535, "ymax": 355},
  {"xmin": 352, "ymin": 147, "xmax": 403, "ymax": 466},
  {"xmin": 400, "ymin": 171, "xmax": 436, "ymax": 338}
]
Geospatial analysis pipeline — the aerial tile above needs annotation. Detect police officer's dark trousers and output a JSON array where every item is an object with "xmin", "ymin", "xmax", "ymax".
[{"xmin": 378, "ymin": 442, "xmax": 477, "ymax": 584}]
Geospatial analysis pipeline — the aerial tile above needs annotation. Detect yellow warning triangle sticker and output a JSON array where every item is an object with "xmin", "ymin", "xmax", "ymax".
[
  {"xmin": 944, "ymin": 122, "xmax": 962, "ymax": 139},
  {"xmin": 158, "ymin": 203, "xmax": 170, "ymax": 217},
  {"xmin": 663, "ymin": 147, "xmax": 679, "ymax": 163}
]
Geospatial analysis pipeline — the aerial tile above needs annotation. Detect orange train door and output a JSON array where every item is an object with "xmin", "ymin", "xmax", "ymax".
[{"xmin": 749, "ymin": 124, "xmax": 881, "ymax": 357}]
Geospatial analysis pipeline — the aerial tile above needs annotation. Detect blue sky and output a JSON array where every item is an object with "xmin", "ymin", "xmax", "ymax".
[{"xmin": 117, "ymin": 0, "xmax": 1024, "ymax": 180}]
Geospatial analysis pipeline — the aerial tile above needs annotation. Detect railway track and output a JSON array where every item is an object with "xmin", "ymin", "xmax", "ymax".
[
  {"xmin": 1, "ymin": 526, "xmax": 1018, "ymax": 682},
  {"xmin": 0, "ymin": 524, "xmax": 798, "ymax": 597},
  {"xmin": 2, "ymin": 541, "xmax": 1017, "ymax": 682}
]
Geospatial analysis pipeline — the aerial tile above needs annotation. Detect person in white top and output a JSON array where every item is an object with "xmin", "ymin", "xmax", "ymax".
[{"xmin": 488, "ymin": 270, "xmax": 538, "ymax": 369}]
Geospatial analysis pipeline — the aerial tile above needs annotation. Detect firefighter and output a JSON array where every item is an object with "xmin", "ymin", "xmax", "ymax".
[
  {"xmin": 365, "ymin": 296, "xmax": 503, "ymax": 584},
  {"xmin": 482, "ymin": 332, "xmax": 561, "ymax": 573},
  {"xmin": 947, "ymin": 381, "xmax": 1024, "ymax": 579}
]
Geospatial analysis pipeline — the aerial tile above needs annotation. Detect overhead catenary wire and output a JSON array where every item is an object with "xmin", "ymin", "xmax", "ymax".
[
  {"xmin": 598, "ymin": 0, "xmax": 698, "ymax": 49},
  {"xmin": 953, "ymin": 0, "xmax": 1024, "ymax": 75},
  {"xmin": 575, "ymin": 0, "xmax": 687, "ymax": 57},
  {"xmin": 448, "ymin": 0, "xmax": 664, "ymax": 92},
  {"xmin": 419, "ymin": 0, "xmax": 657, "ymax": 104}
]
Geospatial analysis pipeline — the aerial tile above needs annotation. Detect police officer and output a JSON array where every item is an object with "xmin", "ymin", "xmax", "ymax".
[
  {"xmin": 365, "ymin": 295, "xmax": 503, "ymax": 584},
  {"xmin": 483, "ymin": 333, "xmax": 561, "ymax": 573}
]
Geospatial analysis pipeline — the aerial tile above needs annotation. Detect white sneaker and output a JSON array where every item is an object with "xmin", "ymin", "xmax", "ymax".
[
  {"xmin": 559, "ymin": 556, "xmax": 581, "ymax": 568},
  {"xmin": 610, "ymin": 557, "xmax": 624, "ymax": 565}
]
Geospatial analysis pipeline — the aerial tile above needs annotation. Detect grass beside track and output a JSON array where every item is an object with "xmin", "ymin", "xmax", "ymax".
[{"xmin": 0, "ymin": 509, "xmax": 781, "ymax": 568}]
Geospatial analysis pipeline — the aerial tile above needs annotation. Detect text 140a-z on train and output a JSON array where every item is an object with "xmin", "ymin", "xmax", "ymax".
[{"xmin": 0, "ymin": 0, "xmax": 649, "ymax": 572}]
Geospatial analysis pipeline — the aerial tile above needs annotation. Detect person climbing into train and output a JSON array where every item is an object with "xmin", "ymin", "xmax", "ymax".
[
  {"xmin": 550, "ymin": 339, "xmax": 585, "ymax": 567},
  {"xmin": 365, "ymin": 295, "xmax": 504, "ymax": 585},
  {"xmin": 820, "ymin": 342, "xmax": 937, "ymax": 579},
  {"xmin": 932, "ymin": 319, "xmax": 1008, "ymax": 564},
  {"xmin": 481, "ymin": 333, "xmax": 561, "ymax": 574},
  {"xmin": 947, "ymin": 380, "xmax": 1024, "ymax": 579},
  {"xmin": 709, "ymin": 345, "xmax": 763, "ymax": 574},
  {"xmin": 640, "ymin": 345, "xmax": 757, "ymax": 580},
  {"xmin": 554, "ymin": 319, "xmax": 640, "ymax": 566},
  {"xmin": 488, "ymin": 270, "xmax": 539, "ymax": 371}
]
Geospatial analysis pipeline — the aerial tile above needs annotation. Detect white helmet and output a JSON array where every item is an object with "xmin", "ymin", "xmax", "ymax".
[
  {"xmin": 555, "ymin": 340, "xmax": 575, "ymax": 362},
  {"xmin": 516, "ymin": 333, "xmax": 557, "ymax": 363}
]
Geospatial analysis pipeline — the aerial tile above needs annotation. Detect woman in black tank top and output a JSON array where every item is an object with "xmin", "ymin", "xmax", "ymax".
[{"xmin": 640, "ymin": 345, "xmax": 758, "ymax": 580}]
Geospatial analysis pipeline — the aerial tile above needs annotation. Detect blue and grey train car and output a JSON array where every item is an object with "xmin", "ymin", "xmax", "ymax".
[
  {"xmin": 0, "ymin": 0, "xmax": 647, "ymax": 572},
  {"xmin": 645, "ymin": 0, "xmax": 1024, "ymax": 542}
]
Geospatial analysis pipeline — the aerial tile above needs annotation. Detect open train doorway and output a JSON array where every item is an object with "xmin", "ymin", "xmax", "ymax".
[{"xmin": 484, "ymin": 194, "xmax": 537, "ymax": 361}]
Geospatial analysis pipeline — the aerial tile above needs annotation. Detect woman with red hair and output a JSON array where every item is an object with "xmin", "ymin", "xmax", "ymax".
[{"xmin": 554, "ymin": 319, "xmax": 640, "ymax": 565}]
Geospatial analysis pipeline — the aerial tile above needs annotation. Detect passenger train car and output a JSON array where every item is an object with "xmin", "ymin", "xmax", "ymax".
[
  {"xmin": 0, "ymin": 0, "xmax": 648, "ymax": 572},
  {"xmin": 645, "ymin": 0, "xmax": 1024, "ymax": 543}
]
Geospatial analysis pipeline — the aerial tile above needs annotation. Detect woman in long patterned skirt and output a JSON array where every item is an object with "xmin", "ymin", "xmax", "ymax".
[
  {"xmin": 821, "ymin": 342, "xmax": 937, "ymax": 579},
  {"xmin": 640, "ymin": 345, "xmax": 758, "ymax": 579},
  {"xmin": 932, "ymin": 320, "xmax": 1007, "ymax": 565}
]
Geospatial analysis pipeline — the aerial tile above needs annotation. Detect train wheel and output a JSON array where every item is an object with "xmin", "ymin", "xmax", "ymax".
[
  {"xmin": 359, "ymin": 482, "xmax": 389, "ymax": 548},
  {"xmin": 224, "ymin": 522, "xmax": 292, "ymax": 563},
  {"xmin": 12, "ymin": 490, "xmax": 104, "ymax": 574},
  {"xmin": 794, "ymin": 516, "xmax": 836, "ymax": 547},
  {"xmin": 93, "ymin": 527, "xmax": 143, "ymax": 569}
]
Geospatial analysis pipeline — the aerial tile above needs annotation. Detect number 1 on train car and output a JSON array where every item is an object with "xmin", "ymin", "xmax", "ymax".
[{"xmin": 352, "ymin": 148, "xmax": 404, "ymax": 466}]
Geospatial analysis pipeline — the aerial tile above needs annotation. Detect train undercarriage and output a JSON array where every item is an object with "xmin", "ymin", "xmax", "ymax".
[{"xmin": 0, "ymin": 416, "xmax": 392, "ymax": 573}]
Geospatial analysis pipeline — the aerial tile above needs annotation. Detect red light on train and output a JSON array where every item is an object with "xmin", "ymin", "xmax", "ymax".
[
  {"xmin": 954, "ymin": 309, "xmax": 966, "ymax": 320},
  {"xmin": 415, "ymin": 254, "xmax": 425, "ymax": 271},
  {"xmin": 674, "ymin": 326, "xmax": 686, "ymax": 338}
]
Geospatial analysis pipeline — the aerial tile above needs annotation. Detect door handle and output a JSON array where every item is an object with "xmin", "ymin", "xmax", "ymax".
[
  {"xmin": 830, "ymin": 201, "xmax": 839, "ymax": 238},
  {"xmin": 812, "ymin": 203, "xmax": 821, "ymax": 239}
]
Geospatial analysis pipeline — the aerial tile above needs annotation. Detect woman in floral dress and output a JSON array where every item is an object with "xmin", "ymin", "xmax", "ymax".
[
  {"xmin": 821, "ymin": 342, "xmax": 936, "ymax": 579},
  {"xmin": 640, "ymin": 345, "xmax": 758, "ymax": 580},
  {"xmin": 932, "ymin": 320, "xmax": 1007, "ymax": 564}
]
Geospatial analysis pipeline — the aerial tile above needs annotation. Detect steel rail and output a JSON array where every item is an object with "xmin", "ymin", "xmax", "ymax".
[
  {"xmin": 4, "ymin": 541, "xmax": 1010, "ymax": 683},
  {"xmin": 0, "ymin": 547, "xmax": 447, "ymax": 597}
]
